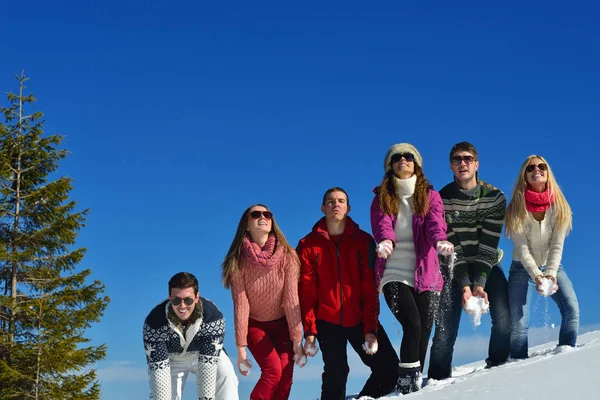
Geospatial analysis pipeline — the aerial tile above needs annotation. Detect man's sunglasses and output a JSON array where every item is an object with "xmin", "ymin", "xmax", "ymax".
[
  {"xmin": 525, "ymin": 163, "xmax": 547, "ymax": 173},
  {"xmin": 390, "ymin": 153, "xmax": 415, "ymax": 164},
  {"xmin": 451, "ymin": 155, "xmax": 476, "ymax": 165},
  {"xmin": 249, "ymin": 210, "xmax": 273, "ymax": 220},
  {"xmin": 170, "ymin": 297, "xmax": 195, "ymax": 306}
]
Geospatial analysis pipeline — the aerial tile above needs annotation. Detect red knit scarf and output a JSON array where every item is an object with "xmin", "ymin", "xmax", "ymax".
[
  {"xmin": 525, "ymin": 186, "xmax": 554, "ymax": 213},
  {"xmin": 241, "ymin": 234, "xmax": 284, "ymax": 270}
]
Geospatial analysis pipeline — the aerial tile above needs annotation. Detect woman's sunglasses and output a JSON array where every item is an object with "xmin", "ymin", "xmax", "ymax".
[
  {"xmin": 390, "ymin": 152, "xmax": 415, "ymax": 164},
  {"xmin": 525, "ymin": 163, "xmax": 547, "ymax": 173},
  {"xmin": 170, "ymin": 297, "xmax": 195, "ymax": 306},
  {"xmin": 249, "ymin": 210, "xmax": 273, "ymax": 220}
]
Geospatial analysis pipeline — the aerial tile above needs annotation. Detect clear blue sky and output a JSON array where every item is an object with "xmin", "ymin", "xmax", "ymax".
[{"xmin": 2, "ymin": 1, "xmax": 599, "ymax": 399}]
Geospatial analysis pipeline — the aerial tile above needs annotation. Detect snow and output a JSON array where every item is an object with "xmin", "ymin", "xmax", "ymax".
[
  {"xmin": 539, "ymin": 277, "xmax": 557, "ymax": 296},
  {"xmin": 463, "ymin": 296, "xmax": 490, "ymax": 327},
  {"xmin": 295, "ymin": 353, "xmax": 308, "ymax": 367},
  {"xmin": 239, "ymin": 360, "xmax": 252, "ymax": 373},
  {"xmin": 305, "ymin": 342, "xmax": 318, "ymax": 357},
  {"xmin": 347, "ymin": 330, "xmax": 600, "ymax": 399},
  {"xmin": 362, "ymin": 340, "xmax": 379, "ymax": 355}
]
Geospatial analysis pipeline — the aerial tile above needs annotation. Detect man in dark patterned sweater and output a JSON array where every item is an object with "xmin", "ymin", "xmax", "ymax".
[
  {"xmin": 428, "ymin": 142, "xmax": 511, "ymax": 381},
  {"xmin": 143, "ymin": 272, "xmax": 238, "ymax": 399}
]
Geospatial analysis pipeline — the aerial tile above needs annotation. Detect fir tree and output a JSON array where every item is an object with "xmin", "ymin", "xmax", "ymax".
[{"xmin": 0, "ymin": 72, "xmax": 110, "ymax": 399}]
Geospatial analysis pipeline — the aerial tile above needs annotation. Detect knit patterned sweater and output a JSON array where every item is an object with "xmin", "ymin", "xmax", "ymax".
[
  {"xmin": 143, "ymin": 298, "xmax": 225, "ymax": 400},
  {"xmin": 439, "ymin": 179, "xmax": 506, "ymax": 288},
  {"xmin": 231, "ymin": 235, "xmax": 303, "ymax": 347}
]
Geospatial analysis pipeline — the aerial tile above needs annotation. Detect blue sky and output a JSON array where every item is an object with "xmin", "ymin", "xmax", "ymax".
[{"xmin": 1, "ymin": 1, "xmax": 599, "ymax": 399}]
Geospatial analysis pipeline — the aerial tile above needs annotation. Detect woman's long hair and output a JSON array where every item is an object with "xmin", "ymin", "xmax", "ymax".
[
  {"xmin": 220, "ymin": 204, "xmax": 298, "ymax": 288},
  {"xmin": 377, "ymin": 164, "xmax": 430, "ymax": 216},
  {"xmin": 505, "ymin": 155, "xmax": 572, "ymax": 237}
]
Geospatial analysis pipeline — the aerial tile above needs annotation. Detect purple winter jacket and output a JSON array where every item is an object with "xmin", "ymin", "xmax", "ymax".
[{"xmin": 370, "ymin": 186, "xmax": 447, "ymax": 292}]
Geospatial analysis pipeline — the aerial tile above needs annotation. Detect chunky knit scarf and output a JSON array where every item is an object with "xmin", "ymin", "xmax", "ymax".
[
  {"xmin": 525, "ymin": 186, "xmax": 554, "ymax": 213},
  {"xmin": 241, "ymin": 234, "xmax": 284, "ymax": 270}
]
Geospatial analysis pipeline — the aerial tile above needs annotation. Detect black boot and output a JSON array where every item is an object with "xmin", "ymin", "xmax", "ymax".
[{"xmin": 396, "ymin": 364, "xmax": 422, "ymax": 395}]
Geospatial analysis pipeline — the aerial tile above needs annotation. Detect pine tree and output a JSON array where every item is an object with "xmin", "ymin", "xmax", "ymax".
[{"xmin": 0, "ymin": 72, "xmax": 110, "ymax": 399}]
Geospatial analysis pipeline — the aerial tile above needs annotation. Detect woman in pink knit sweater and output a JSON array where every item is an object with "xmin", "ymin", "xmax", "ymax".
[{"xmin": 221, "ymin": 204, "xmax": 304, "ymax": 400}]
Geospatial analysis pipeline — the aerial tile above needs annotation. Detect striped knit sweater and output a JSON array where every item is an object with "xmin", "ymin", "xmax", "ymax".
[{"xmin": 439, "ymin": 179, "xmax": 506, "ymax": 288}]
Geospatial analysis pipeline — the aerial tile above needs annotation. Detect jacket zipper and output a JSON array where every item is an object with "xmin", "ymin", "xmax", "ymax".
[{"xmin": 336, "ymin": 244, "xmax": 343, "ymax": 325}]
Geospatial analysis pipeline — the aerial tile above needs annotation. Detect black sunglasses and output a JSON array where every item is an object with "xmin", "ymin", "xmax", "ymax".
[
  {"xmin": 249, "ymin": 210, "xmax": 273, "ymax": 220},
  {"xmin": 525, "ymin": 163, "xmax": 547, "ymax": 173},
  {"xmin": 170, "ymin": 297, "xmax": 195, "ymax": 306},
  {"xmin": 451, "ymin": 155, "xmax": 476, "ymax": 165},
  {"xmin": 390, "ymin": 153, "xmax": 415, "ymax": 164}
]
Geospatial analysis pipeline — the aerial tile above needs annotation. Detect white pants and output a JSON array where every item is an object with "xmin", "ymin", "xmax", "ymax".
[{"xmin": 170, "ymin": 351, "xmax": 239, "ymax": 400}]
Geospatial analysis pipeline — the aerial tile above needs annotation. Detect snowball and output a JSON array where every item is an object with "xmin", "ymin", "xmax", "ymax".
[
  {"xmin": 538, "ymin": 278, "xmax": 556, "ymax": 296},
  {"xmin": 294, "ymin": 353, "xmax": 307, "ymax": 367},
  {"xmin": 239, "ymin": 360, "xmax": 252, "ymax": 373},
  {"xmin": 362, "ymin": 340, "xmax": 378, "ymax": 355},
  {"xmin": 305, "ymin": 342, "xmax": 318, "ymax": 357},
  {"xmin": 464, "ymin": 296, "xmax": 489, "ymax": 326}
]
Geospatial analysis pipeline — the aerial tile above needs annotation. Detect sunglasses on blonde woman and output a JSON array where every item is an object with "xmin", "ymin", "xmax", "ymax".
[
  {"xmin": 249, "ymin": 210, "xmax": 273, "ymax": 220},
  {"xmin": 525, "ymin": 163, "xmax": 547, "ymax": 173}
]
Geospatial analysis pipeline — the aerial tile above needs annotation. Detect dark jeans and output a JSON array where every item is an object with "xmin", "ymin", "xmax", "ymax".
[
  {"xmin": 428, "ymin": 265, "xmax": 511, "ymax": 380},
  {"xmin": 383, "ymin": 281, "xmax": 439, "ymax": 370},
  {"xmin": 316, "ymin": 320, "xmax": 399, "ymax": 400}
]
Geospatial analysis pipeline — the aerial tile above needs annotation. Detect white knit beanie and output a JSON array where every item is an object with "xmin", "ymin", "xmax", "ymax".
[{"xmin": 384, "ymin": 143, "xmax": 423, "ymax": 172}]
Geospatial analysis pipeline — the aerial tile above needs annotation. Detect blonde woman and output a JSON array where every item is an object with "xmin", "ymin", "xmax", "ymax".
[
  {"xmin": 221, "ymin": 204, "xmax": 304, "ymax": 400},
  {"xmin": 505, "ymin": 155, "xmax": 579, "ymax": 358}
]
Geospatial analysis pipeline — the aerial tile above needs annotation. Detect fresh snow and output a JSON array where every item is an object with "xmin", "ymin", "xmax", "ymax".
[
  {"xmin": 347, "ymin": 330, "xmax": 600, "ymax": 399},
  {"xmin": 463, "ymin": 296, "xmax": 490, "ymax": 327}
]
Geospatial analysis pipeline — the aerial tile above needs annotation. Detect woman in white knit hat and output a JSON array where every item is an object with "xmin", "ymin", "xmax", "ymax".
[
  {"xmin": 505, "ymin": 155, "xmax": 579, "ymax": 359},
  {"xmin": 370, "ymin": 143, "xmax": 454, "ymax": 395}
]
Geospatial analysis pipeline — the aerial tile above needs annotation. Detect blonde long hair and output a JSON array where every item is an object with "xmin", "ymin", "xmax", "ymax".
[
  {"xmin": 220, "ymin": 204, "xmax": 298, "ymax": 288},
  {"xmin": 505, "ymin": 155, "xmax": 572, "ymax": 237}
]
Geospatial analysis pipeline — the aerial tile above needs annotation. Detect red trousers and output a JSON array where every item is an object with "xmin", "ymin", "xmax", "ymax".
[{"xmin": 247, "ymin": 317, "xmax": 294, "ymax": 400}]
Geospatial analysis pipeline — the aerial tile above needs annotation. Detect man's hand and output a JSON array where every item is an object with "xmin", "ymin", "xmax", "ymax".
[
  {"xmin": 237, "ymin": 346, "xmax": 252, "ymax": 376},
  {"xmin": 461, "ymin": 286, "xmax": 472, "ymax": 307},
  {"xmin": 376, "ymin": 240, "xmax": 394, "ymax": 259},
  {"xmin": 304, "ymin": 335, "xmax": 319, "ymax": 357},
  {"xmin": 472, "ymin": 285, "xmax": 489, "ymax": 304},
  {"xmin": 362, "ymin": 333, "xmax": 378, "ymax": 355},
  {"xmin": 436, "ymin": 240, "xmax": 454, "ymax": 256}
]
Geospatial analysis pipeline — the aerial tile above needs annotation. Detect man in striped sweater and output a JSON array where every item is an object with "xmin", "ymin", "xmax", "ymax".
[{"xmin": 428, "ymin": 142, "xmax": 511, "ymax": 381}]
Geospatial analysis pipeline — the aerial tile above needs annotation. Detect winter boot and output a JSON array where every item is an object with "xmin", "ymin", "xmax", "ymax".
[{"xmin": 396, "ymin": 362, "xmax": 422, "ymax": 395}]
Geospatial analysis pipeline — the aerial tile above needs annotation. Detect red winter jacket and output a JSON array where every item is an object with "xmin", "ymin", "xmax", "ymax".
[{"xmin": 296, "ymin": 216, "xmax": 379, "ymax": 337}]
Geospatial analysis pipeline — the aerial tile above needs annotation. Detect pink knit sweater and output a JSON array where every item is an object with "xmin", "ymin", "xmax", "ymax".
[{"xmin": 231, "ymin": 235, "xmax": 303, "ymax": 347}]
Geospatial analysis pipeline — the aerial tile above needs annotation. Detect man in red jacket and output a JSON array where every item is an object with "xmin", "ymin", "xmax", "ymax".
[{"xmin": 297, "ymin": 187, "xmax": 398, "ymax": 400}]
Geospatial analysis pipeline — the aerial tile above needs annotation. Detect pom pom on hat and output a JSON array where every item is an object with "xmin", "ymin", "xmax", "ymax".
[{"xmin": 384, "ymin": 143, "xmax": 423, "ymax": 172}]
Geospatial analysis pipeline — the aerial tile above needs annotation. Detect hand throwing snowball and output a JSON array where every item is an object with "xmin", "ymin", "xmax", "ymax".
[{"xmin": 464, "ymin": 296, "xmax": 490, "ymax": 327}]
